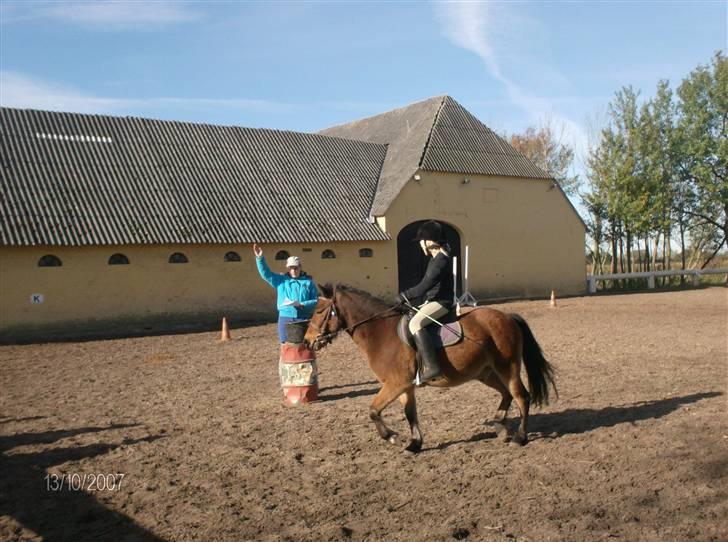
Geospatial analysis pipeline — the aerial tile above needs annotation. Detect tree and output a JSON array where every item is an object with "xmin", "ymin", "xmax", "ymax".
[
  {"xmin": 591, "ymin": 86, "xmax": 642, "ymax": 274},
  {"xmin": 637, "ymin": 80, "xmax": 678, "ymax": 272},
  {"xmin": 508, "ymin": 118, "xmax": 580, "ymax": 197},
  {"xmin": 582, "ymin": 190, "xmax": 608, "ymax": 274},
  {"xmin": 582, "ymin": 53, "xmax": 726, "ymax": 285},
  {"xmin": 676, "ymin": 51, "xmax": 728, "ymax": 267}
]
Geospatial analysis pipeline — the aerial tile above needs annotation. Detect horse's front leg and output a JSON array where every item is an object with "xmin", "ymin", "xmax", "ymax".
[
  {"xmin": 369, "ymin": 382, "xmax": 409, "ymax": 445},
  {"xmin": 398, "ymin": 387, "xmax": 422, "ymax": 454}
]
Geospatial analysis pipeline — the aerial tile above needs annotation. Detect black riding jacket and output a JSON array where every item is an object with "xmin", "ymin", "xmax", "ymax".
[{"xmin": 402, "ymin": 251, "xmax": 453, "ymax": 306}]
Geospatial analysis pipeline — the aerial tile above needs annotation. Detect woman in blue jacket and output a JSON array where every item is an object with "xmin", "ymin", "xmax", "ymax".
[{"xmin": 253, "ymin": 243, "xmax": 319, "ymax": 342}]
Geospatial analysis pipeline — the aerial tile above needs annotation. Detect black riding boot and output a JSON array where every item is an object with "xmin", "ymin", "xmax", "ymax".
[{"xmin": 413, "ymin": 329, "xmax": 442, "ymax": 384}]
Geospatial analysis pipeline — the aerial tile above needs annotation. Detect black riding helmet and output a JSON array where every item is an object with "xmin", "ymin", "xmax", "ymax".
[{"xmin": 414, "ymin": 220, "xmax": 445, "ymax": 243}]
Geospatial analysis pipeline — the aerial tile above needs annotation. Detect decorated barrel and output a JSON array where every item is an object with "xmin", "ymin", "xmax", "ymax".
[{"xmin": 279, "ymin": 321, "xmax": 318, "ymax": 405}]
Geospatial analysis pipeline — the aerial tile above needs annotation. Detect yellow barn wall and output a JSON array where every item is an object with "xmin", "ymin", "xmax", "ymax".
[
  {"xmin": 0, "ymin": 242, "xmax": 390, "ymax": 341},
  {"xmin": 379, "ymin": 171, "xmax": 586, "ymax": 299},
  {"xmin": 0, "ymin": 172, "xmax": 586, "ymax": 341}
]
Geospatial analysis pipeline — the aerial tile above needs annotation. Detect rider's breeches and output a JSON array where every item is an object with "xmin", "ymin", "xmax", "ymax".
[{"xmin": 408, "ymin": 301, "xmax": 449, "ymax": 335}]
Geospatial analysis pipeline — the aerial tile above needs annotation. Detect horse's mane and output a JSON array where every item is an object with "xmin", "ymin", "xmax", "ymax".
[{"xmin": 335, "ymin": 283, "xmax": 392, "ymax": 312}]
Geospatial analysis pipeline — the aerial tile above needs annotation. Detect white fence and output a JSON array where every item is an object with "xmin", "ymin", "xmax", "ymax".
[{"xmin": 587, "ymin": 268, "xmax": 728, "ymax": 294}]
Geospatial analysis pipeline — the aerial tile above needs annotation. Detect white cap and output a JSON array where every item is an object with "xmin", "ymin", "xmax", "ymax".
[{"xmin": 286, "ymin": 256, "xmax": 301, "ymax": 268}]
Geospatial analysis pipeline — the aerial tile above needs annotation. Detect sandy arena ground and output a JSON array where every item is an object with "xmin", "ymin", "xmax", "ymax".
[{"xmin": 1, "ymin": 287, "xmax": 727, "ymax": 541}]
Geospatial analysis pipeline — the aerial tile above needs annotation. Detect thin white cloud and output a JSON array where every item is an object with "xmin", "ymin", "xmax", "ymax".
[
  {"xmin": 433, "ymin": 1, "xmax": 590, "ymax": 175},
  {"xmin": 2, "ymin": 1, "xmax": 201, "ymax": 28},
  {"xmin": 433, "ymin": 3, "xmax": 500, "ymax": 77},
  {"xmin": 0, "ymin": 72, "xmax": 296, "ymax": 117},
  {"xmin": 0, "ymin": 72, "xmax": 128, "ymax": 113}
]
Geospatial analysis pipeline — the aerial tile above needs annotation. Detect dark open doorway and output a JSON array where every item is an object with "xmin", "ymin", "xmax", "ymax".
[{"xmin": 397, "ymin": 220, "xmax": 462, "ymax": 298}]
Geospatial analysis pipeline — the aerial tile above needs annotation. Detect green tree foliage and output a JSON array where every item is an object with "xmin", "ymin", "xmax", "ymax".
[
  {"xmin": 676, "ymin": 51, "xmax": 727, "ymax": 264},
  {"xmin": 637, "ymin": 80, "xmax": 679, "ymax": 269},
  {"xmin": 585, "ymin": 86, "xmax": 641, "ymax": 272},
  {"xmin": 583, "ymin": 52, "xmax": 727, "ymax": 279}
]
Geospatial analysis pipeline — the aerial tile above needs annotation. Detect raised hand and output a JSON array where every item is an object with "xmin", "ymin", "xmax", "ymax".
[{"xmin": 253, "ymin": 243, "xmax": 263, "ymax": 257}]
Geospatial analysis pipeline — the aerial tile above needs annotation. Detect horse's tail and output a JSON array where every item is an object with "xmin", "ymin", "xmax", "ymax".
[{"xmin": 511, "ymin": 314, "xmax": 557, "ymax": 407}]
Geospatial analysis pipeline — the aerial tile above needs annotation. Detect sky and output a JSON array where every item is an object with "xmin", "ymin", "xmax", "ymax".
[{"xmin": 1, "ymin": 0, "xmax": 726, "ymax": 200}]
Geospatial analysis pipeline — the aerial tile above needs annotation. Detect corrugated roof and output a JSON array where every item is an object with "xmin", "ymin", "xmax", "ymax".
[
  {"xmin": 320, "ymin": 96, "xmax": 551, "ymax": 216},
  {"xmin": 422, "ymin": 96, "xmax": 551, "ymax": 179},
  {"xmin": 320, "ymin": 96, "xmax": 443, "ymax": 217},
  {"xmin": 0, "ymin": 108, "xmax": 389, "ymax": 246}
]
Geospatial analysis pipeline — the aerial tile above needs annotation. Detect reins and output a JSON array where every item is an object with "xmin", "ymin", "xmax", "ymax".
[
  {"xmin": 310, "ymin": 299, "xmax": 402, "ymax": 345},
  {"xmin": 310, "ymin": 295, "xmax": 488, "ymax": 349},
  {"xmin": 345, "ymin": 305, "xmax": 402, "ymax": 333}
]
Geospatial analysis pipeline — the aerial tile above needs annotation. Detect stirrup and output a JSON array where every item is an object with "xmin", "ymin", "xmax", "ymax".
[{"xmin": 413, "ymin": 366, "xmax": 442, "ymax": 386}]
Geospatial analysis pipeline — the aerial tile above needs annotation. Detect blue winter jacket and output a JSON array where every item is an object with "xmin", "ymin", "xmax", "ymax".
[{"xmin": 256, "ymin": 256, "xmax": 318, "ymax": 318}]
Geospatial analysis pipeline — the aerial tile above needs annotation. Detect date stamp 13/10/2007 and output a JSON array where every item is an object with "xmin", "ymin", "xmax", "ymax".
[{"xmin": 44, "ymin": 472, "xmax": 126, "ymax": 492}]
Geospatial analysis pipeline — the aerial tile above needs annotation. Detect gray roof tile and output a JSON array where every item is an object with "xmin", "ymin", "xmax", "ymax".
[
  {"xmin": 320, "ymin": 95, "xmax": 551, "ymax": 215},
  {"xmin": 0, "ymin": 108, "xmax": 389, "ymax": 246}
]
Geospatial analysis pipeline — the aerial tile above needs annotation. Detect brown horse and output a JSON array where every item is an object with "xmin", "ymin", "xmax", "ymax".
[{"xmin": 304, "ymin": 284, "xmax": 557, "ymax": 453}]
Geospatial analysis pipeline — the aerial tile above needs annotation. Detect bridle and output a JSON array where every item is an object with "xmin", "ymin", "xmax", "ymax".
[
  {"xmin": 308, "ymin": 296, "xmax": 402, "ymax": 350},
  {"xmin": 308, "ymin": 299, "xmax": 338, "ymax": 348}
]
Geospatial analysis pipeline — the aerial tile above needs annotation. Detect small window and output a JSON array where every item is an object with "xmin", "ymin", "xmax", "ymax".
[
  {"xmin": 275, "ymin": 250, "xmax": 290, "ymax": 260},
  {"xmin": 322, "ymin": 249, "xmax": 336, "ymax": 259},
  {"xmin": 359, "ymin": 248, "xmax": 373, "ymax": 258},
  {"xmin": 38, "ymin": 255, "xmax": 62, "ymax": 267},
  {"xmin": 224, "ymin": 251, "xmax": 241, "ymax": 262},
  {"xmin": 169, "ymin": 252, "xmax": 188, "ymax": 264},
  {"xmin": 108, "ymin": 253, "xmax": 130, "ymax": 265}
]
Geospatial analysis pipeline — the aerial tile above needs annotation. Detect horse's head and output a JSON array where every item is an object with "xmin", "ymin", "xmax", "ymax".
[{"xmin": 304, "ymin": 283, "xmax": 343, "ymax": 351}]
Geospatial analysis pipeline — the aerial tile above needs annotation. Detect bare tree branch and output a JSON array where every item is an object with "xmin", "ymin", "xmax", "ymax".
[
  {"xmin": 682, "ymin": 209, "xmax": 726, "ymax": 231},
  {"xmin": 700, "ymin": 236, "xmax": 727, "ymax": 269}
]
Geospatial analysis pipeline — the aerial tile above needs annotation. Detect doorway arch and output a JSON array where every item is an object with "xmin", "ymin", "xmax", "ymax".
[{"xmin": 397, "ymin": 220, "xmax": 462, "ymax": 298}]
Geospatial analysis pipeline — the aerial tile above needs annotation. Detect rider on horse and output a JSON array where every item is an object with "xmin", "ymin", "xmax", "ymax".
[{"xmin": 397, "ymin": 220, "xmax": 454, "ymax": 384}]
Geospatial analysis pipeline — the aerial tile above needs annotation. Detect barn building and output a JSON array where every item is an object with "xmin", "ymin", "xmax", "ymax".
[{"xmin": 0, "ymin": 96, "xmax": 586, "ymax": 342}]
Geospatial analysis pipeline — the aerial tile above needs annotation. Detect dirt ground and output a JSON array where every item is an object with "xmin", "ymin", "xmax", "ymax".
[{"xmin": 1, "ymin": 287, "xmax": 726, "ymax": 541}]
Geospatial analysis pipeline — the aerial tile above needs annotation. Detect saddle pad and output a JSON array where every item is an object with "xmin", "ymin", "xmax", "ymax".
[{"xmin": 397, "ymin": 314, "xmax": 463, "ymax": 349}]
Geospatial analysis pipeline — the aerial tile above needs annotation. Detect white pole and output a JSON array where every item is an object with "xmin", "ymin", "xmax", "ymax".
[
  {"xmin": 456, "ymin": 245, "xmax": 477, "ymax": 308},
  {"xmin": 464, "ymin": 245, "xmax": 469, "ymax": 293},
  {"xmin": 453, "ymin": 255, "xmax": 460, "ymax": 315},
  {"xmin": 452, "ymin": 256, "xmax": 458, "ymax": 304}
]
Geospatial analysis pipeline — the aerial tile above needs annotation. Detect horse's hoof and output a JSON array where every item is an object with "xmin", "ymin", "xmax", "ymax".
[
  {"xmin": 404, "ymin": 441, "xmax": 422, "ymax": 455},
  {"xmin": 387, "ymin": 433, "xmax": 399, "ymax": 445},
  {"xmin": 510, "ymin": 433, "xmax": 528, "ymax": 446}
]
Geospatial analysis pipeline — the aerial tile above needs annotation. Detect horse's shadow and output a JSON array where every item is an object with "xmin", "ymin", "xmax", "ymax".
[
  {"xmin": 429, "ymin": 391, "xmax": 722, "ymax": 451},
  {"xmin": 318, "ymin": 381, "xmax": 379, "ymax": 402},
  {"xmin": 319, "ymin": 380, "xmax": 378, "ymax": 393}
]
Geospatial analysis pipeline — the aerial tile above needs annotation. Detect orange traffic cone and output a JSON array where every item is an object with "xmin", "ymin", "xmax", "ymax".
[
  {"xmin": 221, "ymin": 317, "xmax": 231, "ymax": 341},
  {"xmin": 550, "ymin": 290, "xmax": 557, "ymax": 308}
]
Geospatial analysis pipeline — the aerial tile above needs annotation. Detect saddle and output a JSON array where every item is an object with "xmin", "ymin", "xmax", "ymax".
[{"xmin": 397, "ymin": 307, "xmax": 473, "ymax": 350}]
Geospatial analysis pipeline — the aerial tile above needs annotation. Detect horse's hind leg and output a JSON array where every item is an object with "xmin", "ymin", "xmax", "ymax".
[
  {"xmin": 369, "ymin": 382, "xmax": 408, "ymax": 445},
  {"xmin": 478, "ymin": 369, "xmax": 512, "ymax": 439},
  {"xmin": 504, "ymin": 364, "xmax": 531, "ymax": 445},
  {"xmin": 398, "ymin": 387, "xmax": 422, "ymax": 454},
  {"xmin": 490, "ymin": 363, "xmax": 531, "ymax": 445}
]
